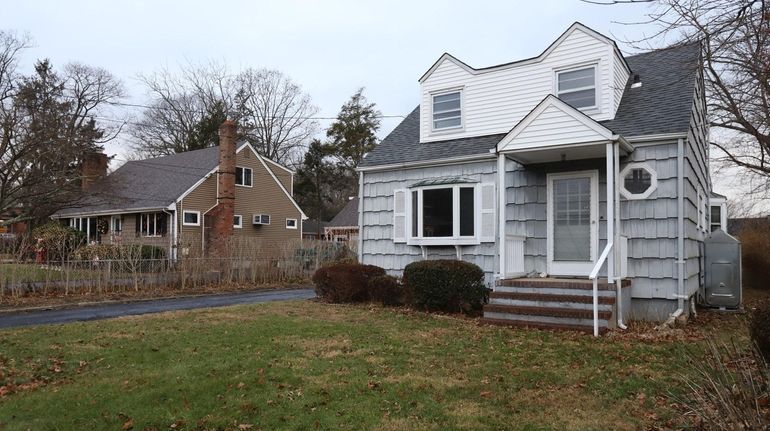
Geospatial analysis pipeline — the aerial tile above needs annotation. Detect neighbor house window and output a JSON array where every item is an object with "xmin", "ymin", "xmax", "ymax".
[
  {"xmin": 710, "ymin": 205, "xmax": 723, "ymax": 232},
  {"xmin": 111, "ymin": 216, "xmax": 122, "ymax": 233},
  {"xmin": 137, "ymin": 213, "xmax": 166, "ymax": 237},
  {"xmin": 233, "ymin": 215, "xmax": 242, "ymax": 229},
  {"xmin": 432, "ymin": 91, "xmax": 462, "ymax": 130},
  {"xmin": 620, "ymin": 163, "xmax": 657, "ymax": 200},
  {"xmin": 235, "ymin": 166, "xmax": 252, "ymax": 187},
  {"xmin": 286, "ymin": 218, "xmax": 298, "ymax": 229},
  {"xmin": 414, "ymin": 185, "xmax": 475, "ymax": 238},
  {"xmin": 556, "ymin": 66, "xmax": 597, "ymax": 109},
  {"xmin": 182, "ymin": 210, "xmax": 200, "ymax": 226}
]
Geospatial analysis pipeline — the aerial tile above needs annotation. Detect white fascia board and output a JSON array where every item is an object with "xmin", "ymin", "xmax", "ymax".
[
  {"xmin": 356, "ymin": 153, "xmax": 495, "ymax": 173},
  {"xmin": 52, "ymin": 206, "xmax": 167, "ymax": 218}
]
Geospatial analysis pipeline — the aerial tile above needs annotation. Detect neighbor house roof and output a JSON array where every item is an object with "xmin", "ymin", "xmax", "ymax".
[
  {"xmin": 327, "ymin": 198, "xmax": 359, "ymax": 228},
  {"xmin": 359, "ymin": 43, "xmax": 701, "ymax": 169},
  {"xmin": 56, "ymin": 147, "xmax": 220, "ymax": 217},
  {"xmin": 302, "ymin": 219, "xmax": 329, "ymax": 235},
  {"xmin": 55, "ymin": 144, "xmax": 300, "ymax": 218}
]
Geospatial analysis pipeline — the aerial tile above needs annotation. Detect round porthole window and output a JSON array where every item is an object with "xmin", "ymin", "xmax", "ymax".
[{"xmin": 620, "ymin": 163, "xmax": 657, "ymax": 199}]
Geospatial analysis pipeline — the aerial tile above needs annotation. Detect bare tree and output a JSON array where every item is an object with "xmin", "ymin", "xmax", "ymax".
[
  {"xmin": 586, "ymin": 0, "xmax": 770, "ymax": 193},
  {"xmin": 0, "ymin": 46, "xmax": 125, "ymax": 223},
  {"xmin": 130, "ymin": 63, "xmax": 319, "ymax": 165},
  {"xmin": 236, "ymin": 68, "xmax": 319, "ymax": 165},
  {"xmin": 129, "ymin": 63, "xmax": 235, "ymax": 156}
]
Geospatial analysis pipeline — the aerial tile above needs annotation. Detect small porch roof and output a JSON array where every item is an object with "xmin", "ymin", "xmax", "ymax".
[{"xmin": 495, "ymin": 95, "xmax": 633, "ymax": 164}]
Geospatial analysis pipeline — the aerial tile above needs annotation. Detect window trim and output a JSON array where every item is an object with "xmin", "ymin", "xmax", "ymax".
[
  {"xmin": 111, "ymin": 215, "xmax": 122, "ymax": 233},
  {"xmin": 233, "ymin": 214, "xmax": 243, "ymax": 229},
  {"xmin": 430, "ymin": 88, "xmax": 464, "ymax": 134},
  {"xmin": 286, "ymin": 218, "xmax": 298, "ymax": 229},
  {"xmin": 619, "ymin": 162, "xmax": 658, "ymax": 200},
  {"xmin": 138, "ymin": 212, "xmax": 166, "ymax": 237},
  {"xmin": 182, "ymin": 210, "xmax": 201, "ymax": 227},
  {"xmin": 235, "ymin": 166, "xmax": 253, "ymax": 187},
  {"xmin": 554, "ymin": 63, "xmax": 599, "ymax": 111},
  {"xmin": 405, "ymin": 183, "xmax": 480, "ymax": 246}
]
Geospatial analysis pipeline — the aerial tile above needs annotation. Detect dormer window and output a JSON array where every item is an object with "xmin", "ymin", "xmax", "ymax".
[
  {"xmin": 556, "ymin": 65, "xmax": 597, "ymax": 109},
  {"xmin": 432, "ymin": 90, "xmax": 462, "ymax": 130}
]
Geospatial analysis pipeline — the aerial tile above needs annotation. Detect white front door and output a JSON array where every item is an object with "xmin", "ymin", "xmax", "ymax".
[{"xmin": 547, "ymin": 170, "xmax": 598, "ymax": 276}]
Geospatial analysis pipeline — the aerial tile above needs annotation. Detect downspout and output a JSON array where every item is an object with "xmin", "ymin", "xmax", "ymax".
[
  {"xmin": 613, "ymin": 141, "xmax": 627, "ymax": 330},
  {"xmin": 668, "ymin": 137, "xmax": 686, "ymax": 323},
  {"xmin": 163, "ymin": 208, "xmax": 175, "ymax": 263}
]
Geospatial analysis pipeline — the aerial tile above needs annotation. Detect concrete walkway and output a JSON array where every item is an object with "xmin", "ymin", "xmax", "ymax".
[{"xmin": 0, "ymin": 288, "xmax": 316, "ymax": 329}]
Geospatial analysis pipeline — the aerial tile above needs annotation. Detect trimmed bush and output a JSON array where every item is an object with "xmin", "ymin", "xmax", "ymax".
[
  {"xmin": 368, "ymin": 275, "xmax": 402, "ymax": 306},
  {"xmin": 403, "ymin": 260, "xmax": 488, "ymax": 313},
  {"xmin": 312, "ymin": 263, "xmax": 386, "ymax": 303},
  {"xmin": 750, "ymin": 300, "xmax": 770, "ymax": 360}
]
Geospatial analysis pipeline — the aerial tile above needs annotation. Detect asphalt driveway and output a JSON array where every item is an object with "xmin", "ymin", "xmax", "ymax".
[{"xmin": 0, "ymin": 288, "xmax": 316, "ymax": 329}]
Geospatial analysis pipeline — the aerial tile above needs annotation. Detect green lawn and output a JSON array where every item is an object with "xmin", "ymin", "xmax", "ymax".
[
  {"xmin": 0, "ymin": 300, "xmax": 745, "ymax": 430},
  {"xmin": 1, "ymin": 263, "xmax": 99, "ymax": 284}
]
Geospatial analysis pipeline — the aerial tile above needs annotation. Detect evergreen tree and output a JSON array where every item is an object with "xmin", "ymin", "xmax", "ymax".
[
  {"xmin": 326, "ymin": 88, "xmax": 381, "ymax": 170},
  {"xmin": 294, "ymin": 139, "xmax": 341, "ymax": 225}
]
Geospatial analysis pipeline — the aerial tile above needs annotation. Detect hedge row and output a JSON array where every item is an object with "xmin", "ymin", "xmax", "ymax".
[{"xmin": 312, "ymin": 259, "xmax": 488, "ymax": 314}]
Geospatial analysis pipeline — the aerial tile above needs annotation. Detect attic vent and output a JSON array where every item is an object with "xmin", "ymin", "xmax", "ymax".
[{"xmin": 631, "ymin": 73, "xmax": 642, "ymax": 89}]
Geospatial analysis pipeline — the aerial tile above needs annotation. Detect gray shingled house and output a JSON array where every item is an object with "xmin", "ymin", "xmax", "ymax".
[{"xmin": 356, "ymin": 23, "xmax": 728, "ymax": 330}]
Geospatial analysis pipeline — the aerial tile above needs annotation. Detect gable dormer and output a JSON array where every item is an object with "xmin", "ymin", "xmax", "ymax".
[{"xmin": 418, "ymin": 22, "xmax": 631, "ymax": 143}]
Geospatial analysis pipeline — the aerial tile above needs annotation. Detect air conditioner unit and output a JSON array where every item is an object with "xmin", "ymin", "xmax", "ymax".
[{"xmin": 252, "ymin": 214, "xmax": 271, "ymax": 225}]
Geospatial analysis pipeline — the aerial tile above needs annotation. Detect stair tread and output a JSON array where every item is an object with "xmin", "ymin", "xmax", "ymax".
[
  {"xmin": 490, "ymin": 291, "xmax": 615, "ymax": 304},
  {"xmin": 484, "ymin": 303, "xmax": 612, "ymax": 319},
  {"xmin": 481, "ymin": 317, "xmax": 609, "ymax": 335},
  {"xmin": 497, "ymin": 278, "xmax": 631, "ymax": 290}
]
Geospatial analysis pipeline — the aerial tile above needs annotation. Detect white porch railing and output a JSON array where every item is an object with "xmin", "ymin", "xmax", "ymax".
[{"xmin": 589, "ymin": 243, "xmax": 613, "ymax": 337}]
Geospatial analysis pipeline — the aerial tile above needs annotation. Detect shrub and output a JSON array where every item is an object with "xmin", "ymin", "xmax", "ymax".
[
  {"xmin": 28, "ymin": 222, "xmax": 85, "ymax": 261},
  {"xmin": 403, "ymin": 260, "xmax": 488, "ymax": 314},
  {"xmin": 750, "ymin": 301, "xmax": 770, "ymax": 360},
  {"xmin": 368, "ymin": 275, "xmax": 402, "ymax": 306},
  {"xmin": 74, "ymin": 244, "xmax": 119, "ymax": 260},
  {"xmin": 680, "ymin": 340, "xmax": 770, "ymax": 429},
  {"xmin": 312, "ymin": 263, "xmax": 385, "ymax": 303}
]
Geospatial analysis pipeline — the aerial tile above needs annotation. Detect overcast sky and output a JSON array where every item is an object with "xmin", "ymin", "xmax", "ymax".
[{"xmin": 2, "ymin": 0, "xmax": 749, "ymax": 202}]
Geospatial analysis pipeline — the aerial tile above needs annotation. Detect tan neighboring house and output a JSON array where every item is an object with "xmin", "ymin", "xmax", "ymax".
[{"xmin": 52, "ymin": 124, "xmax": 306, "ymax": 259}]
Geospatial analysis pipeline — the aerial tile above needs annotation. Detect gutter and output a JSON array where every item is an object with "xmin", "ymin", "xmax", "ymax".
[
  {"xmin": 356, "ymin": 153, "xmax": 495, "ymax": 173},
  {"xmin": 51, "ymin": 206, "xmax": 170, "ymax": 219}
]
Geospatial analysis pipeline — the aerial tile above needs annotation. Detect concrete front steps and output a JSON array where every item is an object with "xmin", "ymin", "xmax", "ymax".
[{"xmin": 481, "ymin": 278, "xmax": 631, "ymax": 334}]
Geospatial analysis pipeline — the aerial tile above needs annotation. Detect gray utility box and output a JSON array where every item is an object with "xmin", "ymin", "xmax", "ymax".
[{"xmin": 703, "ymin": 229, "xmax": 742, "ymax": 309}]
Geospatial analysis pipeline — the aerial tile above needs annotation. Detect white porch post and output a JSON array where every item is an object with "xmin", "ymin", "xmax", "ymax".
[
  {"xmin": 497, "ymin": 153, "xmax": 506, "ymax": 283},
  {"xmin": 605, "ymin": 142, "xmax": 614, "ymax": 282}
]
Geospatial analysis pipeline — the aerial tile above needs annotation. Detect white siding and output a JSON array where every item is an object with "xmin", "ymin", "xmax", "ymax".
[
  {"xmin": 505, "ymin": 104, "xmax": 609, "ymax": 148},
  {"xmin": 420, "ymin": 26, "xmax": 626, "ymax": 143},
  {"xmin": 612, "ymin": 49, "xmax": 630, "ymax": 115}
]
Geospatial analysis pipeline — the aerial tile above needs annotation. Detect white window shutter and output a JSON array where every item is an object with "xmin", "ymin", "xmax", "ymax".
[
  {"xmin": 393, "ymin": 189, "xmax": 407, "ymax": 243},
  {"xmin": 479, "ymin": 183, "xmax": 496, "ymax": 242}
]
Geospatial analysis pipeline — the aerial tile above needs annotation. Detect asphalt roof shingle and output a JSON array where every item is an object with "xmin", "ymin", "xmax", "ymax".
[
  {"xmin": 327, "ymin": 197, "xmax": 359, "ymax": 228},
  {"xmin": 359, "ymin": 43, "xmax": 700, "ymax": 168},
  {"xmin": 56, "ymin": 147, "xmax": 220, "ymax": 216}
]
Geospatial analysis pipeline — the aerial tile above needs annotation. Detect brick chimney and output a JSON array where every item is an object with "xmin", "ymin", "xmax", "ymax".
[
  {"xmin": 82, "ymin": 152, "xmax": 108, "ymax": 191},
  {"xmin": 209, "ymin": 120, "xmax": 237, "ymax": 256}
]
